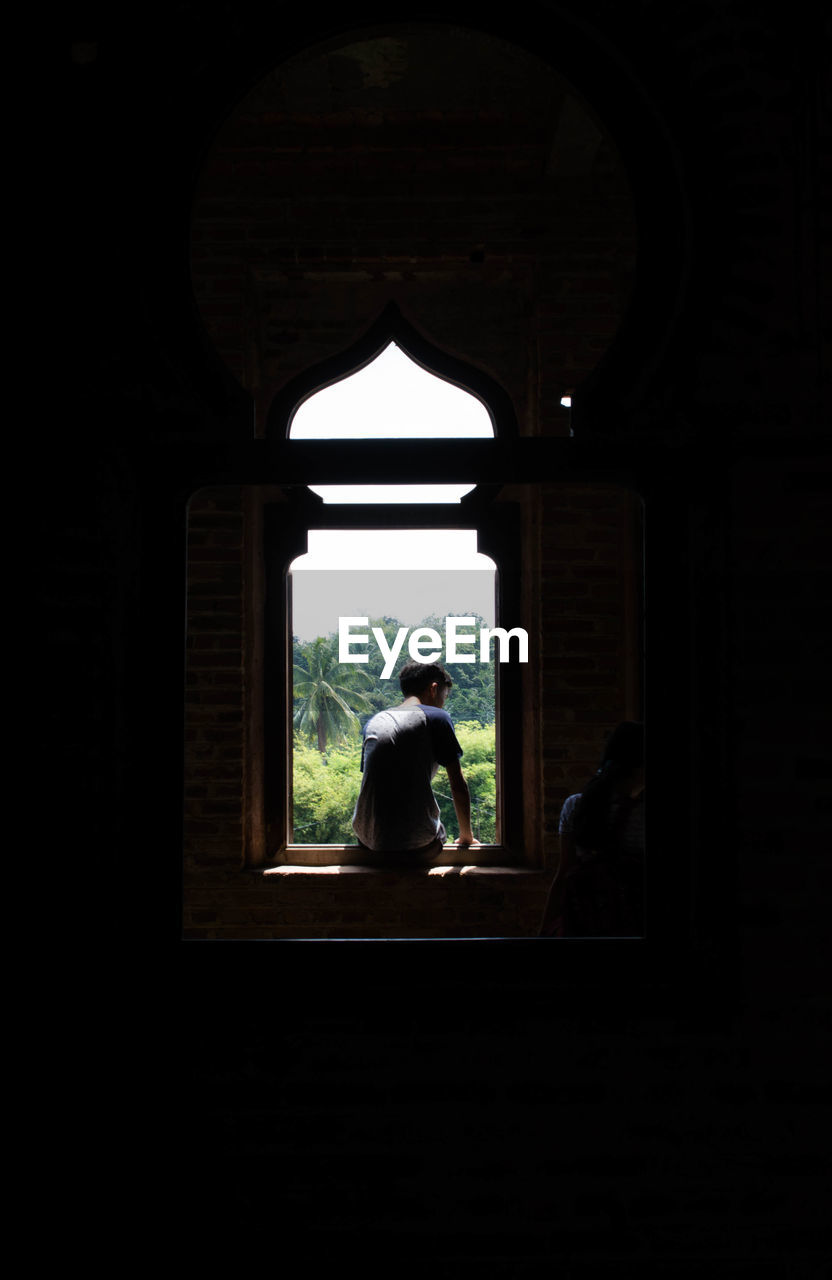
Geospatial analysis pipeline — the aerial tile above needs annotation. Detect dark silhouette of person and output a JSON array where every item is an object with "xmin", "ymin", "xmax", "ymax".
[
  {"xmin": 352, "ymin": 660, "xmax": 479, "ymax": 864},
  {"xmin": 539, "ymin": 721, "xmax": 645, "ymax": 936}
]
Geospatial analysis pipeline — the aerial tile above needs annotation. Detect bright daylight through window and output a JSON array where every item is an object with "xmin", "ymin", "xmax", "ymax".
[
  {"xmin": 289, "ymin": 341, "xmax": 492, "ymax": 504},
  {"xmin": 287, "ymin": 343, "xmax": 510, "ymax": 851}
]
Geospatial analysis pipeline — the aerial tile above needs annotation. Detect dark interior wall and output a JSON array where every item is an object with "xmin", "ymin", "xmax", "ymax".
[
  {"xmin": 182, "ymin": 480, "xmax": 640, "ymax": 938},
  {"xmin": 181, "ymin": 23, "xmax": 642, "ymax": 934},
  {"xmin": 62, "ymin": 2, "xmax": 830, "ymax": 1270},
  {"xmin": 188, "ymin": 23, "xmax": 636, "ymax": 433}
]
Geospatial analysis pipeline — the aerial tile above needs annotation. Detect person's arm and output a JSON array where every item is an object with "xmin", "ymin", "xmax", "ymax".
[
  {"xmin": 540, "ymin": 831, "xmax": 575, "ymax": 924},
  {"xmin": 445, "ymin": 757, "xmax": 479, "ymax": 848},
  {"xmin": 539, "ymin": 787, "xmax": 581, "ymax": 936},
  {"xmin": 538, "ymin": 831, "xmax": 576, "ymax": 935}
]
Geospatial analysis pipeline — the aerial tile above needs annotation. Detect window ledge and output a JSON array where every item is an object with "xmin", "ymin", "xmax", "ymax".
[
  {"xmin": 265, "ymin": 844, "xmax": 533, "ymax": 869},
  {"xmin": 263, "ymin": 864, "xmax": 541, "ymax": 877}
]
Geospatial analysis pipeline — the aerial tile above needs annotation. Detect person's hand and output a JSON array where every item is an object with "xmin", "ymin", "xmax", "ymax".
[{"xmin": 455, "ymin": 834, "xmax": 481, "ymax": 850}]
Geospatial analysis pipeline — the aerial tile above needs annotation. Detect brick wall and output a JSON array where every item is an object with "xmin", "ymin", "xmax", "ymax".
[
  {"xmin": 64, "ymin": 5, "xmax": 830, "ymax": 1273},
  {"xmin": 182, "ymin": 24, "xmax": 641, "ymax": 937},
  {"xmin": 190, "ymin": 23, "xmax": 636, "ymax": 438},
  {"xmin": 182, "ymin": 480, "xmax": 639, "ymax": 938},
  {"xmin": 540, "ymin": 484, "xmax": 641, "ymax": 843},
  {"xmin": 183, "ymin": 489, "xmax": 245, "ymax": 894}
]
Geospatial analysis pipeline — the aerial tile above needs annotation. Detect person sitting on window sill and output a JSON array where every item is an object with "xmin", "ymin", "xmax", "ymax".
[{"xmin": 352, "ymin": 660, "xmax": 480, "ymax": 866}]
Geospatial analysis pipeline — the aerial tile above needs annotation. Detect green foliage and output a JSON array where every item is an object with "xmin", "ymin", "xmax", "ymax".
[
  {"xmin": 417, "ymin": 614, "xmax": 496, "ymax": 727},
  {"xmin": 291, "ymin": 720, "xmax": 497, "ymax": 847},
  {"xmin": 317, "ymin": 614, "xmax": 495, "ymax": 727},
  {"xmin": 291, "ymin": 616, "xmax": 497, "ymax": 844},
  {"xmin": 436, "ymin": 722, "xmax": 497, "ymax": 843},
  {"xmin": 292, "ymin": 736, "xmax": 363, "ymax": 843},
  {"xmin": 293, "ymin": 634, "xmax": 375, "ymax": 752},
  {"xmin": 454, "ymin": 719, "xmax": 497, "ymax": 764}
]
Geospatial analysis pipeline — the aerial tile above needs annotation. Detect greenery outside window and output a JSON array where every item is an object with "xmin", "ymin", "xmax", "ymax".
[{"xmin": 262, "ymin": 306, "xmax": 525, "ymax": 867}]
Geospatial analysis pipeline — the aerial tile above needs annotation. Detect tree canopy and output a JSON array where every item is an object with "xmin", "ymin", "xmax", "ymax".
[
  {"xmin": 292, "ymin": 722, "xmax": 496, "ymax": 845},
  {"xmin": 293, "ymin": 634, "xmax": 375, "ymax": 752},
  {"xmin": 293, "ymin": 613, "xmax": 496, "ymax": 731},
  {"xmin": 292, "ymin": 614, "xmax": 496, "ymax": 844}
]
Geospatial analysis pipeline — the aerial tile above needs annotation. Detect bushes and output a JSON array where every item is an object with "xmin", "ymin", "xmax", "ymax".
[
  {"xmin": 291, "ymin": 721, "xmax": 497, "ymax": 845},
  {"xmin": 292, "ymin": 623, "xmax": 498, "ymax": 844},
  {"xmin": 439, "ymin": 721, "xmax": 496, "ymax": 842},
  {"xmin": 292, "ymin": 737, "xmax": 362, "ymax": 843}
]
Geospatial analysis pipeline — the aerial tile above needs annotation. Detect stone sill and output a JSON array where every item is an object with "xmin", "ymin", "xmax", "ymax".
[
  {"xmin": 264, "ymin": 864, "xmax": 541, "ymax": 877},
  {"xmin": 263, "ymin": 844, "xmax": 540, "ymax": 872}
]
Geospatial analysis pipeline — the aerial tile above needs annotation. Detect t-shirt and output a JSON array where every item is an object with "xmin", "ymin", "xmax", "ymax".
[
  {"xmin": 559, "ymin": 790, "xmax": 645, "ymax": 860},
  {"xmin": 557, "ymin": 789, "xmax": 645, "ymax": 936},
  {"xmin": 352, "ymin": 703, "xmax": 463, "ymax": 852}
]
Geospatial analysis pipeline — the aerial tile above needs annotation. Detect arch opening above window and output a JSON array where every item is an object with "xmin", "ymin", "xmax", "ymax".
[
  {"xmin": 268, "ymin": 302, "xmax": 518, "ymax": 447},
  {"xmin": 288, "ymin": 338, "xmax": 495, "ymax": 505},
  {"xmin": 290, "ymin": 342, "xmax": 495, "ymax": 441}
]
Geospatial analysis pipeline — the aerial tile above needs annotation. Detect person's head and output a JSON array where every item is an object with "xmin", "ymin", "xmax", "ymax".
[
  {"xmin": 572, "ymin": 720, "xmax": 645, "ymax": 852},
  {"xmin": 598, "ymin": 720, "xmax": 644, "ymax": 775},
  {"xmin": 398, "ymin": 660, "xmax": 453, "ymax": 707}
]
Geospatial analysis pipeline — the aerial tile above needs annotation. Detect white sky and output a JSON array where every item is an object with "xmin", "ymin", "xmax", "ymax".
[
  {"xmin": 291, "ymin": 533, "xmax": 496, "ymax": 640},
  {"xmin": 288, "ymin": 342, "xmax": 494, "ymax": 572},
  {"xmin": 292, "ymin": 528, "xmax": 493, "ymax": 571},
  {"xmin": 290, "ymin": 342, "xmax": 494, "ymax": 441},
  {"xmin": 305, "ymin": 483, "xmax": 477, "ymax": 504}
]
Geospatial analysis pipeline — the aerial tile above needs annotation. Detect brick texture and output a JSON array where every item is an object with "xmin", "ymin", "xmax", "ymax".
[{"xmin": 62, "ymin": 5, "xmax": 830, "ymax": 1274}]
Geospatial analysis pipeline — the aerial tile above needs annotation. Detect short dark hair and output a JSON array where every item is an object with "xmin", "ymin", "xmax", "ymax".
[
  {"xmin": 571, "ymin": 721, "xmax": 645, "ymax": 855},
  {"xmin": 600, "ymin": 720, "xmax": 644, "ymax": 772},
  {"xmin": 398, "ymin": 660, "xmax": 453, "ymax": 696}
]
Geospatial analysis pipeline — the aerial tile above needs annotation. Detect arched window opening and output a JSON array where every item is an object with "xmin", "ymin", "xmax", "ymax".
[
  {"xmin": 290, "ymin": 342, "xmax": 494, "ymax": 440},
  {"xmin": 180, "ymin": 19, "xmax": 660, "ymax": 941},
  {"xmin": 289, "ymin": 529, "xmax": 499, "ymax": 849},
  {"xmin": 288, "ymin": 340, "xmax": 494, "ymax": 505},
  {"xmin": 259, "ymin": 310, "xmax": 523, "ymax": 862}
]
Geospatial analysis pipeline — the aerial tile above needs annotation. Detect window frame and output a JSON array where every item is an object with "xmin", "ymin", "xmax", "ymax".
[
  {"xmin": 188, "ymin": 453, "xmax": 736, "ymax": 1012},
  {"xmin": 263, "ymin": 493, "xmax": 525, "ymax": 867},
  {"xmin": 259, "ymin": 305, "xmax": 526, "ymax": 870}
]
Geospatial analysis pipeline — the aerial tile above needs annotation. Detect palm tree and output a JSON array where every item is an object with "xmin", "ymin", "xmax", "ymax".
[{"xmin": 293, "ymin": 635, "xmax": 375, "ymax": 753}]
